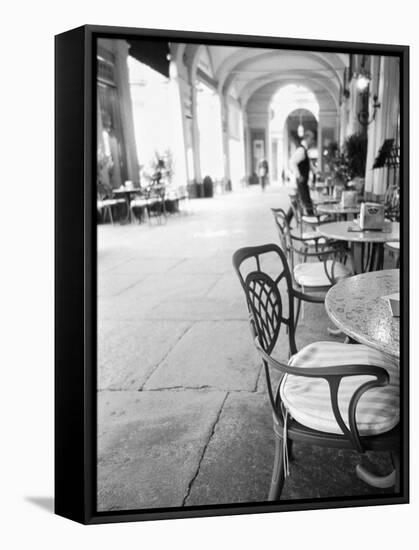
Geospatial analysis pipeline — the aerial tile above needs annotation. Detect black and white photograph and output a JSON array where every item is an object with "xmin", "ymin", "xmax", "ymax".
[
  {"xmin": 95, "ymin": 32, "xmax": 406, "ymax": 514},
  {"xmin": 5, "ymin": 0, "xmax": 419, "ymax": 546}
]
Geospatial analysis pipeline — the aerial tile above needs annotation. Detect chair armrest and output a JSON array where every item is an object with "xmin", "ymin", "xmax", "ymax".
[
  {"xmin": 256, "ymin": 339, "xmax": 388, "ymax": 380},
  {"xmin": 290, "ymin": 233, "xmax": 325, "ymax": 243},
  {"xmin": 254, "ymin": 338, "xmax": 390, "ymax": 451}
]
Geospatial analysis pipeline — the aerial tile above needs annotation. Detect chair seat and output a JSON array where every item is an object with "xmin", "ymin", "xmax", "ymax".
[
  {"xmin": 97, "ymin": 198, "xmax": 124, "ymax": 208},
  {"xmin": 386, "ymin": 241, "xmax": 400, "ymax": 250},
  {"xmin": 301, "ymin": 231, "xmax": 318, "ymax": 240},
  {"xmin": 294, "ymin": 260, "xmax": 351, "ymax": 287},
  {"xmin": 280, "ymin": 341, "xmax": 399, "ymax": 437},
  {"xmin": 298, "ymin": 231, "xmax": 328, "ymax": 247},
  {"xmin": 302, "ymin": 214, "xmax": 328, "ymax": 224},
  {"xmin": 130, "ymin": 198, "xmax": 148, "ymax": 207}
]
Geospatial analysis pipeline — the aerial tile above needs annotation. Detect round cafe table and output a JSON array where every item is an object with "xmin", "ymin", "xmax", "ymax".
[
  {"xmin": 325, "ymin": 269, "xmax": 400, "ymax": 489},
  {"xmin": 316, "ymin": 202, "xmax": 360, "ymax": 220},
  {"xmin": 325, "ymin": 269, "xmax": 400, "ymax": 358},
  {"xmin": 318, "ymin": 220, "xmax": 399, "ymax": 272}
]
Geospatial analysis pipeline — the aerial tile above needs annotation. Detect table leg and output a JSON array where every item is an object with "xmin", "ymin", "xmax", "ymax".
[
  {"xmin": 376, "ymin": 243, "xmax": 384, "ymax": 270},
  {"xmin": 347, "ymin": 242, "xmax": 357, "ymax": 274}
]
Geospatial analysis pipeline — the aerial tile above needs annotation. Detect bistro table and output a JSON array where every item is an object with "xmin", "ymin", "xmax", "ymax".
[
  {"xmin": 325, "ymin": 269, "xmax": 400, "ymax": 488},
  {"xmin": 325, "ymin": 269, "xmax": 400, "ymax": 358},
  {"xmin": 318, "ymin": 220, "xmax": 399, "ymax": 272}
]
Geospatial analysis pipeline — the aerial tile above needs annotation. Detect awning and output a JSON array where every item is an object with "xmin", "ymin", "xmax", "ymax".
[{"xmin": 128, "ymin": 39, "xmax": 170, "ymax": 78}]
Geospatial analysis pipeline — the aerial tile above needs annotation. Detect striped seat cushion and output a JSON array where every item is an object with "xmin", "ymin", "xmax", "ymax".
[
  {"xmin": 280, "ymin": 341, "xmax": 399, "ymax": 436},
  {"xmin": 130, "ymin": 198, "xmax": 148, "ymax": 207},
  {"xmin": 294, "ymin": 260, "xmax": 351, "ymax": 287},
  {"xmin": 97, "ymin": 198, "xmax": 125, "ymax": 208}
]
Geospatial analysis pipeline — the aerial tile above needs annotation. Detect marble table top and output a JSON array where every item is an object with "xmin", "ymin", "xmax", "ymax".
[
  {"xmin": 112, "ymin": 187, "xmax": 143, "ymax": 195},
  {"xmin": 318, "ymin": 221, "xmax": 400, "ymax": 243},
  {"xmin": 316, "ymin": 203, "xmax": 360, "ymax": 215},
  {"xmin": 325, "ymin": 269, "xmax": 400, "ymax": 357}
]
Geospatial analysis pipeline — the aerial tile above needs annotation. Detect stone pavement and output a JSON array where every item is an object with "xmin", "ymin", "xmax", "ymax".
[{"xmin": 97, "ymin": 185, "xmax": 393, "ymax": 511}]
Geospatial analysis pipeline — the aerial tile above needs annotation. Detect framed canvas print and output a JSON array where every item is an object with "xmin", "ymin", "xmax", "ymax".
[{"xmin": 55, "ymin": 25, "xmax": 409, "ymax": 524}]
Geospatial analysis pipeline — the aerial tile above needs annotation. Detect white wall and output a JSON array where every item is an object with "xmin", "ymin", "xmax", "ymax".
[{"xmin": 3, "ymin": 2, "xmax": 417, "ymax": 550}]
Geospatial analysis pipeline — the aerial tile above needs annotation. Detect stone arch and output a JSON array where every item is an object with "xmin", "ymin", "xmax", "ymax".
[{"xmin": 243, "ymin": 75, "xmax": 339, "ymax": 114}]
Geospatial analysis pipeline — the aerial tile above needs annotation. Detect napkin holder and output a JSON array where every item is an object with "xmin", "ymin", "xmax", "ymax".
[
  {"xmin": 359, "ymin": 202, "xmax": 385, "ymax": 230},
  {"xmin": 382, "ymin": 293, "xmax": 400, "ymax": 317}
]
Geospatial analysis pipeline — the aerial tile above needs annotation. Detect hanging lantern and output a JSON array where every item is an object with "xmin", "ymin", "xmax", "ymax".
[{"xmin": 297, "ymin": 112, "xmax": 304, "ymax": 138}]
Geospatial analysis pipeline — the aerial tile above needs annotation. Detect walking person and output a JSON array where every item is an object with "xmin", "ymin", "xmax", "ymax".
[{"xmin": 258, "ymin": 158, "xmax": 269, "ymax": 191}]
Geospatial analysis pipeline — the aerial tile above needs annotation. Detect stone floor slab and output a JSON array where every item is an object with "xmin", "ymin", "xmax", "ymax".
[
  {"xmin": 98, "ymin": 272, "xmax": 148, "ymax": 298},
  {"xmin": 97, "ymin": 389, "xmax": 227, "ymax": 511},
  {"xmin": 185, "ymin": 392, "xmax": 392, "ymax": 506},
  {"xmin": 185, "ymin": 392, "xmax": 273, "ymax": 506},
  {"xmin": 98, "ymin": 319, "xmax": 191, "ymax": 390},
  {"xmin": 147, "ymin": 297, "xmax": 248, "ymax": 322},
  {"xmin": 97, "ymin": 187, "xmax": 398, "ymax": 509},
  {"xmin": 144, "ymin": 320, "xmax": 260, "ymax": 391}
]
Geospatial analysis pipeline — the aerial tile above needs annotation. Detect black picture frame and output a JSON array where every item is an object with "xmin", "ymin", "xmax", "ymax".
[{"xmin": 55, "ymin": 24, "xmax": 409, "ymax": 525}]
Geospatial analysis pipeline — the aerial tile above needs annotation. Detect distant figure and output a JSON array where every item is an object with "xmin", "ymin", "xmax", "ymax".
[
  {"xmin": 286, "ymin": 130, "xmax": 316, "ymax": 223},
  {"xmin": 258, "ymin": 158, "xmax": 269, "ymax": 191}
]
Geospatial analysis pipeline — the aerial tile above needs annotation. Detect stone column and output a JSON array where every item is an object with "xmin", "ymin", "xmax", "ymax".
[
  {"xmin": 243, "ymin": 113, "xmax": 252, "ymax": 182},
  {"xmin": 168, "ymin": 63, "xmax": 189, "ymax": 192},
  {"xmin": 191, "ymin": 85, "xmax": 202, "ymax": 184},
  {"xmin": 112, "ymin": 40, "xmax": 139, "ymax": 184},
  {"xmin": 364, "ymin": 56, "xmax": 400, "ymax": 197},
  {"xmin": 221, "ymin": 94, "xmax": 231, "ymax": 186},
  {"xmin": 317, "ymin": 117, "xmax": 323, "ymax": 170}
]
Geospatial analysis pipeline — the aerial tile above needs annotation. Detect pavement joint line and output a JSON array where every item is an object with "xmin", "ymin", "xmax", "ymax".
[
  {"xmin": 99, "ymin": 255, "xmax": 138, "ymax": 274},
  {"xmin": 142, "ymin": 317, "xmax": 249, "ymax": 323},
  {"xmin": 134, "ymin": 386, "xmax": 262, "ymax": 393},
  {"xmin": 202, "ymin": 272, "xmax": 225, "ymax": 298},
  {"xmin": 138, "ymin": 323, "xmax": 195, "ymax": 391},
  {"xmin": 182, "ymin": 392, "xmax": 230, "ymax": 507},
  {"xmin": 110, "ymin": 274, "xmax": 151, "ymax": 297},
  {"xmin": 166, "ymin": 258, "xmax": 187, "ymax": 272}
]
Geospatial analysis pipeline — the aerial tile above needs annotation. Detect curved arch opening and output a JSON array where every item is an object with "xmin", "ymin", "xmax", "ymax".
[{"xmin": 269, "ymin": 84, "xmax": 319, "ymax": 182}]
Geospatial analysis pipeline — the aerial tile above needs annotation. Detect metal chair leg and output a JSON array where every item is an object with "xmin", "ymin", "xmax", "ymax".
[
  {"xmin": 268, "ymin": 436, "xmax": 285, "ymax": 501},
  {"xmin": 294, "ymin": 297, "xmax": 302, "ymax": 328},
  {"xmin": 391, "ymin": 452, "xmax": 400, "ymax": 493},
  {"xmin": 287, "ymin": 439, "xmax": 295, "ymax": 462}
]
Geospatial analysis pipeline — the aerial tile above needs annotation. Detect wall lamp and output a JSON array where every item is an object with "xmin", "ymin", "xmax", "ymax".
[{"xmin": 356, "ymin": 68, "xmax": 381, "ymax": 126}]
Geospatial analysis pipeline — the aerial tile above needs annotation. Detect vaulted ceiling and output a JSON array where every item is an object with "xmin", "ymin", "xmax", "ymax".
[{"xmin": 172, "ymin": 43, "xmax": 349, "ymax": 114}]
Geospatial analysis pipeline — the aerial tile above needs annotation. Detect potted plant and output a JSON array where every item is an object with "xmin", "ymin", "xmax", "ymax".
[{"xmin": 343, "ymin": 133, "xmax": 368, "ymax": 194}]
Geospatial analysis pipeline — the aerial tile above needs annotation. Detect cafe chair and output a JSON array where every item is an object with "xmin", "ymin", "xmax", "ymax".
[
  {"xmin": 232, "ymin": 243, "xmax": 400, "ymax": 500},
  {"xmin": 385, "ymin": 241, "xmax": 400, "ymax": 268},
  {"xmin": 130, "ymin": 193, "xmax": 148, "ymax": 223},
  {"xmin": 289, "ymin": 194, "xmax": 329, "ymax": 236},
  {"xmin": 97, "ymin": 182, "xmax": 125, "ymax": 225},
  {"xmin": 145, "ymin": 184, "xmax": 167, "ymax": 225},
  {"xmin": 271, "ymin": 208, "xmax": 352, "ymax": 325}
]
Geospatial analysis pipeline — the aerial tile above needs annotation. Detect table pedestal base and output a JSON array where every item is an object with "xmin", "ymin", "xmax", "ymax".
[{"xmin": 356, "ymin": 464, "xmax": 396, "ymax": 489}]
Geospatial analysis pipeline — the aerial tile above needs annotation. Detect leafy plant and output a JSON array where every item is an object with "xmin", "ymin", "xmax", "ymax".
[
  {"xmin": 343, "ymin": 133, "xmax": 368, "ymax": 179},
  {"xmin": 322, "ymin": 133, "xmax": 368, "ymax": 183},
  {"xmin": 323, "ymin": 142, "xmax": 348, "ymax": 183}
]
